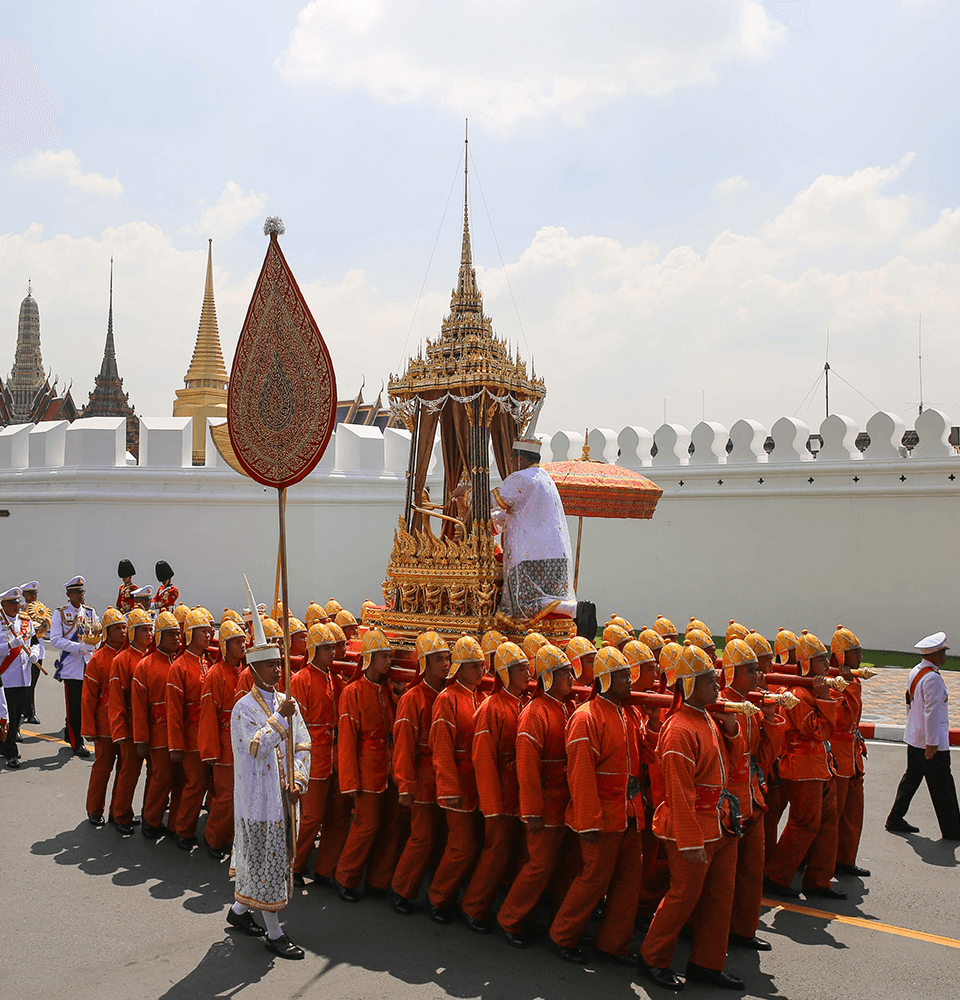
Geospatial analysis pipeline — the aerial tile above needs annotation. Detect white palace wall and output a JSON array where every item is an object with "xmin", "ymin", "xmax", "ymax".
[{"xmin": 1, "ymin": 410, "xmax": 958, "ymax": 652}]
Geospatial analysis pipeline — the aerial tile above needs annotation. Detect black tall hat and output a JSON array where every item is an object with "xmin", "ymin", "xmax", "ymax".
[
  {"xmin": 156, "ymin": 560, "xmax": 175, "ymax": 583},
  {"xmin": 118, "ymin": 559, "xmax": 136, "ymax": 579}
]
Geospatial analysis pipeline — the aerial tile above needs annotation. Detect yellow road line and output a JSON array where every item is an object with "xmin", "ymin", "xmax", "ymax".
[
  {"xmin": 763, "ymin": 898, "xmax": 960, "ymax": 950},
  {"xmin": 21, "ymin": 729, "xmax": 80, "ymax": 748}
]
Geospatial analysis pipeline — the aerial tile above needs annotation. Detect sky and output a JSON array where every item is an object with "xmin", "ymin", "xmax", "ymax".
[{"xmin": 2, "ymin": 0, "xmax": 960, "ymax": 440}]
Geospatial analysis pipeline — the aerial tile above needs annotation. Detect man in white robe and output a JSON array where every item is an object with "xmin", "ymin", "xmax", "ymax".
[
  {"xmin": 492, "ymin": 439, "xmax": 576, "ymax": 625},
  {"xmin": 226, "ymin": 629, "xmax": 310, "ymax": 959}
]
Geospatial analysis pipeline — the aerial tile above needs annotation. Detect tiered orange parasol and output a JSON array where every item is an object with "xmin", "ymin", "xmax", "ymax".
[{"xmin": 543, "ymin": 437, "xmax": 662, "ymax": 590}]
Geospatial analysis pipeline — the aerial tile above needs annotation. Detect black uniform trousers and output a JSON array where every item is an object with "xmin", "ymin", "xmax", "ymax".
[
  {"xmin": 62, "ymin": 678, "xmax": 84, "ymax": 750},
  {"xmin": 888, "ymin": 744, "xmax": 960, "ymax": 839},
  {"xmin": 0, "ymin": 686, "xmax": 31, "ymax": 760}
]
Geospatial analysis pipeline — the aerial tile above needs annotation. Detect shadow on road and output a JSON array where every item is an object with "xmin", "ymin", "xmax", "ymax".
[
  {"xmin": 900, "ymin": 833, "xmax": 959, "ymax": 867},
  {"xmin": 156, "ymin": 937, "xmax": 272, "ymax": 1000}
]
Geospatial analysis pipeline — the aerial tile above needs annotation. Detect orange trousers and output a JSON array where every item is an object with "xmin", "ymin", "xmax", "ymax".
[
  {"xmin": 763, "ymin": 780, "xmax": 787, "ymax": 854},
  {"xmin": 641, "ymin": 834, "xmax": 738, "ymax": 972},
  {"xmin": 729, "ymin": 814, "xmax": 765, "ymax": 938},
  {"xmin": 392, "ymin": 802, "xmax": 441, "ymax": 901},
  {"xmin": 294, "ymin": 775, "xmax": 351, "ymax": 875},
  {"xmin": 204, "ymin": 763, "xmax": 234, "ymax": 850},
  {"xmin": 550, "ymin": 822, "xmax": 643, "ymax": 955},
  {"xmin": 86, "ymin": 736, "xmax": 121, "ymax": 818},
  {"xmin": 765, "ymin": 777, "xmax": 837, "ymax": 890},
  {"xmin": 461, "ymin": 815, "xmax": 522, "ymax": 920},
  {"xmin": 498, "ymin": 825, "xmax": 567, "ymax": 934},
  {"xmin": 112, "ymin": 740, "xmax": 144, "ymax": 825},
  {"xmin": 636, "ymin": 824, "xmax": 671, "ymax": 924},
  {"xmin": 142, "ymin": 747, "xmax": 175, "ymax": 828},
  {"xmin": 428, "ymin": 810, "xmax": 482, "ymax": 909},
  {"xmin": 170, "ymin": 751, "xmax": 208, "ymax": 839},
  {"xmin": 335, "ymin": 786, "xmax": 405, "ymax": 890},
  {"xmin": 835, "ymin": 774, "xmax": 864, "ymax": 868}
]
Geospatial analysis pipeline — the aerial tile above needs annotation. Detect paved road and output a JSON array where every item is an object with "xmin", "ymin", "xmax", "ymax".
[{"xmin": 1, "ymin": 682, "xmax": 958, "ymax": 1000}]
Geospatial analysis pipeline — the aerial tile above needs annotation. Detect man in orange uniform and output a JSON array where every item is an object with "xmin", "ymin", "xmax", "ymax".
[
  {"xmin": 831, "ymin": 625, "xmax": 870, "ymax": 878},
  {"xmin": 390, "ymin": 631, "xmax": 450, "ymax": 915},
  {"xmin": 720, "ymin": 638, "xmax": 785, "ymax": 952},
  {"xmin": 167, "ymin": 612, "xmax": 221, "ymax": 850},
  {"xmin": 764, "ymin": 630, "xmax": 844, "ymax": 900},
  {"xmin": 335, "ymin": 628, "xmax": 401, "ymax": 901},
  {"xmin": 291, "ymin": 623, "xmax": 350, "ymax": 886},
  {"xmin": 460, "ymin": 640, "xmax": 531, "ymax": 933},
  {"xmin": 498, "ymin": 642, "xmax": 578, "ymax": 947},
  {"xmin": 639, "ymin": 642, "xmax": 745, "ymax": 992},
  {"xmin": 549, "ymin": 645, "xmax": 645, "ymax": 965},
  {"xmin": 132, "ymin": 611, "xmax": 183, "ymax": 838},
  {"xmin": 198, "ymin": 607, "xmax": 240, "ymax": 859},
  {"xmin": 480, "ymin": 629, "xmax": 503, "ymax": 675},
  {"xmin": 601, "ymin": 622, "xmax": 632, "ymax": 653},
  {"xmin": 651, "ymin": 616, "xmax": 679, "ymax": 643},
  {"xmin": 81, "ymin": 608, "xmax": 127, "ymax": 825},
  {"xmin": 763, "ymin": 626, "xmax": 799, "ymax": 850},
  {"xmin": 108, "ymin": 608, "xmax": 154, "ymax": 835},
  {"xmin": 427, "ymin": 635, "xmax": 486, "ymax": 924}
]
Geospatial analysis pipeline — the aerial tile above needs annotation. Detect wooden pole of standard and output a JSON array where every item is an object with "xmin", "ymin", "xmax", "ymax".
[
  {"xmin": 277, "ymin": 487, "xmax": 295, "ymax": 797},
  {"xmin": 573, "ymin": 515, "xmax": 584, "ymax": 592}
]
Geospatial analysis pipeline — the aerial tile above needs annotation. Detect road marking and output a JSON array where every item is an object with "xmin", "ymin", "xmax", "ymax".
[
  {"xmin": 763, "ymin": 898, "xmax": 960, "ymax": 950},
  {"xmin": 21, "ymin": 729, "xmax": 81, "ymax": 748}
]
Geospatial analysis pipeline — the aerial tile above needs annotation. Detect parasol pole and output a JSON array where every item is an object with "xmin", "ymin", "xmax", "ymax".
[
  {"xmin": 573, "ymin": 515, "xmax": 584, "ymax": 592},
  {"xmin": 273, "ymin": 489, "xmax": 285, "ymax": 617},
  {"xmin": 277, "ymin": 487, "xmax": 295, "ymax": 798}
]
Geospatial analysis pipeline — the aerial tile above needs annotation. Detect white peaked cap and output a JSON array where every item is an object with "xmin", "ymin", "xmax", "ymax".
[
  {"xmin": 0, "ymin": 587, "xmax": 23, "ymax": 602},
  {"xmin": 20, "ymin": 581, "xmax": 39, "ymax": 592},
  {"xmin": 243, "ymin": 575, "xmax": 280, "ymax": 664},
  {"xmin": 915, "ymin": 631, "xmax": 948, "ymax": 653},
  {"xmin": 133, "ymin": 586, "xmax": 153, "ymax": 598}
]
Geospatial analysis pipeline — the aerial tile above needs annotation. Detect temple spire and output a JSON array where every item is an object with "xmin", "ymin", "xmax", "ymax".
[
  {"xmin": 183, "ymin": 238, "xmax": 229, "ymax": 388},
  {"xmin": 100, "ymin": 256, "xmax": 117, "ymax": 376},
  {"xmin": 451, "ymin": 120, "xmax": 480, "ymax": 314}
]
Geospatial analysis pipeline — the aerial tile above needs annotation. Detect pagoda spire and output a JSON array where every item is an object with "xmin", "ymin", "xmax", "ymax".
[
  {"xmin": 99, "ymin": 257, "xmax": 118, "ymax": 380},
  {"xmin": 8, "ymin": 283, "xmax": 46, "ymax": 422},
  {"xmin": 450, "ymin": 120, "xmax": 482, "ymax": 320},
  {"xmin": 183, "ymin": 238, "xmax": 229, "ymax": 388}
]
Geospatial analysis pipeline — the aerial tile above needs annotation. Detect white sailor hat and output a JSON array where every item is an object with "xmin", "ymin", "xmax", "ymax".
[
  {"xmin": 133, "ymin": 585, "xmax": 153, "ymax": 598},
  {"xmin": 64, "ymin": 575, "xmax": 86, "ymax": 591},
  {"xmin": 20, "ymin": 581, "xmax": 39, "ymax": 593},
  {"xmin": 0, "ymin": 587, "xmax": 23, "ymax": 603},
  {"xmin": 915, "ymin": 631, "xmax": 949, "ymax": 654}
]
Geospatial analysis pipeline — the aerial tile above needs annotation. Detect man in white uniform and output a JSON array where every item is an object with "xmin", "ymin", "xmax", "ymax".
[
  {"xmin": 48, "ymin": 576, "xmax": 99, "ymax": 758},
  {"xmin": 226, "ymin": 590, "xmax": 310, "ymax": 960},
  {"xmin": 886, "ymin": 631, "xmax": 960, "ymax": 840},
  {"xmin": 491, "ymin": 433, "xmax": 575, "ymax": 626},
  {"xmin": 0, "ymin": 587, "xmax": 44, "ymax": 768}
]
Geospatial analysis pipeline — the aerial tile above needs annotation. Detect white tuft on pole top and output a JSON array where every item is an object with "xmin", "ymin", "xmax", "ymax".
[{"xmin": 263, "ymin": 216, "xmax": 286, "ymax": 236}]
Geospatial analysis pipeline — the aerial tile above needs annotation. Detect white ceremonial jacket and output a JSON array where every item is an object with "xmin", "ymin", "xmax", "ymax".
[
  {"xmin": 48, "ymin": 604, "xmax": 100, "ymax": 682},
  {"xmin": 904, "ymin": 660, "xmax": 951, "ymax": 751},
  {"xmin": 0, "ymin": 613, "xmax": 44, "ymax": 688}
]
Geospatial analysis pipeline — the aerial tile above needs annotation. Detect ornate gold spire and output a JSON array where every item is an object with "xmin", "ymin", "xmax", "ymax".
[
  {"xmin": 184, "ymin": 239, "xmax": 229, "ymax": 389},
  {"xmin": 173, "ymin": 239, "xmax": 229, "ymax": 464}
]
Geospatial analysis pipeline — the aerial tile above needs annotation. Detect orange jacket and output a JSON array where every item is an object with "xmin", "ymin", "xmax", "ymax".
[
  {"xmin": 652, "ymin": 703, "xmax": 741, "ymax": 851},
  {"xmin": 132, "ymin": 650, "xmax": 176, "ymax": 748},
  {"xmin": 474, "ymin": 688, "xmax": 525, "ymax": 818},
  {"xmin": 393, "ymin": 680, "xmax": 442, "ymax": 803},
  {"xmin": 565, "ymin": 695, "xmax": 645, "ymax": 834},
  {"xmin": 338, "ymin": 675, "xmax": 396, "ymax": 794},
  {"xmin": 430, "ymin": 681, "xmax": 484, "ymax": 812},
  {"xmin": 516, "ymin": 692, "xmax": 571, "ymax": 827},
  {"xmin": 290, "ymin": 664, "xmax": 341, "ymax": 781},
  {"xmin": 166, "ymin": 650, "xmax": 206, "ymax": 753},
  {"xmin": 778, "ymin": 686, "xmax": 838, "ymax": 781},
  {"xmin": 720, "ymin": 695, "xmax": 785, "ymax": 820},
  {"xmin": 198, "ymin": 661, "xmax": 240, "ymax": 765},
  {"xmin": 108, "ymin": 646, "xmax": 147, "ymax": 742},
  {"xmin": 81, "ymin": 643, "xmax": 121, "ymax": 739},
  {"xmin": 830, "ymin": 679, "xmax": 864, "ymax": 778}
]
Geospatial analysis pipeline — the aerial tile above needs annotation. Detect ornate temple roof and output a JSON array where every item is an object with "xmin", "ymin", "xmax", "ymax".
[{"xmin": 183, "ymin": 239, "xmax": 229, "ymax": 390}]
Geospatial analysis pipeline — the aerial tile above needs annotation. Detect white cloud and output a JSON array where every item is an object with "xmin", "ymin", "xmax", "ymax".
[
  {"xmin": 902, "ymin": 206, "xmax": 960, "ymax": 255},
  {"xmin": 279, "ymin": 0, "xmax": 786, "ymax": 133},
  {"xmin": 188, "ymin": 181, "xmax": 268, "ymax": 240},
  {"xmin": 0, "ymin": 38, "xmax": 61, "ymax": 154},
  {"xmin": 716, "ymin": 174, "xmax": 749, "ymax": 194},
  {"xmin": 763, "ymin": 154, "xmax": 917, "ymax": 248},
  {"xmin": 10, "ymin": 149, "xmax": 123, "ymax": 196}
]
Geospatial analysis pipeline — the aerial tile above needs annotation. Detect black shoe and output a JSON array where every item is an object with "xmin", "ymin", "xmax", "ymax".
[
  {"xmin": 338, "ymin": 883, "xmax": 360, "ymax": 903},
  {"xmin": 802, "ymin": 884, "xmax": 847, "ymax": 900},
  {"xmin": 685, "ymin": 963, "xmax": 745, "ymax": 990},
  {"xmin": 463, "ymin": 913, "xmax": 493, "ymax": 934},
  {"xmin": 638, "ymin": 956, "xmax": 685, "ymax": 991},
  {"xmin": 73, "ymin": 746, "xmax": 91, "ymax": 759},
  {"xmin": 142, "ymin": 820, "xmax": 166, "ymax": 840},
  {"xmin": 940, "ymin": 831, "xmax": 960, "ymax": 842},
  {"xmin": 364, "ymin": 885, "xmax": 388, "ymax": 898},
  {"xmin": 24, "ymin": 714, "xmax": 40, "ymax": 725},
  {"xmin": 175, "ymin": 835, "xmax": 195, "ymax": 852},
  {"xmin": 550, "ymin": 939, "xmax": 591, "ymax": 964},
  {"xmin": 87, "ymin": 813, "xmax": 105, "ymax": 827},
  {"xmin": 227, "ymin": 909, "xmax": 266, "ymax": 937},
  {"xmin": 835, "ymin": 863, "xmax": 871, "ymax": 877},
  {"xmin": 265, "ymin": 934, "xmax": 304, "ymax": 960},
  {"xmin": 595, "ymin": 948, "xmax": 639, "ymax": 967},
  {"xmin": 389, "ymin": 889, "xmax": 414, "ymax": 915},
  {"xmin": 293, "ymin": 872, "xmax": 306, "ymax": 887},
  {"xmin": 429, "ymin": 904, "xmax": 452, "ymax": 925},
  {"xmin": 206, "ymin": 842, "xmax": 227, "ymax": 860},
  {"xmin": 763, "ymin": 875, "xmax": 799, "ymax": 898},
  {"xmin": 6, "ymin": 757, "xmax": 20, "ymax": 769},
  {"xmin": 311, "ymin": 874, "xmax": 337, "ymax": 890},
  {"xmin": 116, "ymin": 822, "xmax": 135, "ymax": 836},
  {"xmin": 729, "ymin": 933, "xmax": 772, "ymax": 951},
  {"xmin": 885, "ymin": 818, "xmax": 919, "ymax": 833},
  {"xmin": 498, "ymin": 924, "xmax": 530, "ymax": 949}
]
